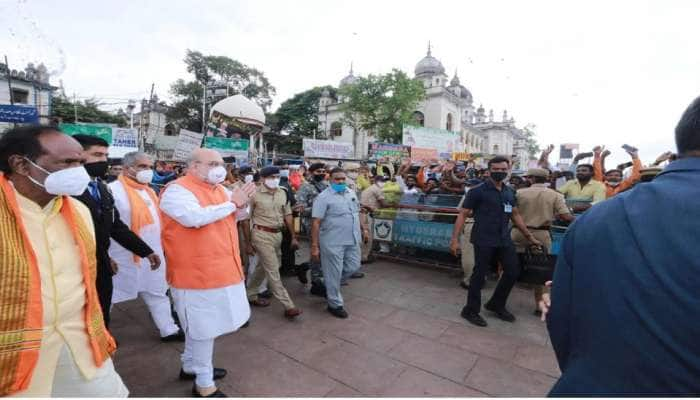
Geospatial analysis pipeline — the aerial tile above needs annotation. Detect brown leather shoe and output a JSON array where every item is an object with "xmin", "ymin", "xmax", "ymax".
[
  {"xmin": 249, "ymin": 298, "xmax": 270, "ymax": 307},
  {"xmin": 284, "ymin": 308, "xmax": 303, "ymax": 319}
]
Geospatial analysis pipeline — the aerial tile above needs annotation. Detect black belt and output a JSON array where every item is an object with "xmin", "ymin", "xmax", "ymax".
[
  {"xmin": 527, "ymin": 226, "xmax": 551, "ymax": 231},
  {"xmin": 254, "ymin": 225, "xmax": 281, "ymax": 233}
]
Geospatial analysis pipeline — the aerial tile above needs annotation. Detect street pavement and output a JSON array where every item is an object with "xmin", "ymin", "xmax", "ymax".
[{"xmin": 111, "ymin": 252, "xmax": 559, "ymax": 397}]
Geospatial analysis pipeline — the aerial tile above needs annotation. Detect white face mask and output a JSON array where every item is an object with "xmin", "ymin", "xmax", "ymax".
[
  {"xmin": 279, "ymin": 169, "xmax": 289, "ymax": 178},
  {"xmin": 244, "ymin": 174, "xmax": 254, "ymax": 184},
  {"xmin": 25, "ymin": 158, "xmax": 91, "ymax": 196},
  {"xmin": 264, "ymin": 177, "xmax": 280, "ymax": 189},
  {"xmin": 376, "ymin": 181, "xmax": 385, "ymax": 188},
  {"xmin": 135, "ymin": 169, "xmax": 154, "ymax": 184},
  {"xmin": 207, "ymin": 166, "xmax": 227, "ymax": 184}
]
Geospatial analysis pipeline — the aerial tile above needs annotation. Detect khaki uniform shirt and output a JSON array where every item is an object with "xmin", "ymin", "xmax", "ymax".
[
  {"xmin": 516, "ymin": 183, "xmax": 571, "ymax": 228},
  {"xmin": 360, "ymin": 184, "xmax": 385, "ymax": 211},
  {"xmin": 250, "ymin": 185, "xmax": 291, "ymax": 229}
]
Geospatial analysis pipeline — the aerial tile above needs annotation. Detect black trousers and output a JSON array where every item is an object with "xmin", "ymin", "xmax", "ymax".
[
  {"xmin": 281, "ymin": 228, "xmax": 295, "ymax": 271},
  {"xmin": 466, "ymin": 244, "xmax": 520, "ymax": 314},
  {"xmin": 96, "ymin": 268, "xmax": 113, "ymax": 328}
]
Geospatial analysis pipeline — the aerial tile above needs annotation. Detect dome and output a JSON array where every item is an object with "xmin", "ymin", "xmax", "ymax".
[
  {"xmin": 210, "ymin": 94, "xmax": 265, "ymax": 127},
  {"xmin": 450, "ymin": 74, "xmax": 460, "ymax": 87},
  {"xmin": 460, "ymin": 86, "xmax": 473, "ymax": 101},
  {"xmin": 339, "ymin": 63, "xmax": 358, "ymax": 87},
  {"xmin": 415, "ymin": 43, "xmax": 445, "ymax": 77}
]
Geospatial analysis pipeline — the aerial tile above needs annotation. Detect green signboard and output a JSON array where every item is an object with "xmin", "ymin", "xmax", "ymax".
[
  {"xmin": 59, "ymin": 123, "xmax": 113, "ymax": 144},
  {"xmin": 203, "ymin": 136, "xmax": 250, "ymax": 161}
]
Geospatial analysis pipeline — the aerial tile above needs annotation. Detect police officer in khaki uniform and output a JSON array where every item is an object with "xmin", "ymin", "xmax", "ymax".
[
  {"xmin": 246, "ymin": 166, "xmax": 302, "ymax": 319},
  {"xmin": 360, "ymin": 175, "xmax": 389, "ymax": 263},
  {"xmin": 511, "ymin": 168, "xmax": 574, "ymax": 314},
  {"xmin": 459, "ymin": 179, "xmax": 483, "ymax": 289}
]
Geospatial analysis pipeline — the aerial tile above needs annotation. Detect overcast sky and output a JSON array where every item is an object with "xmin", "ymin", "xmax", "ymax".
[{"xmin": 2, "ymin": 0, "xmax": 699, "ymax": 165}]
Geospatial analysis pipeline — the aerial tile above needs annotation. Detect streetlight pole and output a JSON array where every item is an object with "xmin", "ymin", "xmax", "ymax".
[{"xmin": 202, "ymin": 82, "xmax": 207, "ymax": 134}]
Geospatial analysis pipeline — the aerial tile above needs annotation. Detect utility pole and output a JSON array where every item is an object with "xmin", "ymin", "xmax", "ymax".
[
  {"xmin": 201, "ymin": 82, "xmax": 209, "ymax": 134},
  {"xmin": 73, "ymin": 92, "xmax": 78, "ymax": 122},
  {"xmin": 4, "ymin": 55, "xmax": 16, "ymax": 128}
]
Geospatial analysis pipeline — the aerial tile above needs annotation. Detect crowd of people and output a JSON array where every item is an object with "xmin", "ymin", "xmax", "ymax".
[{"xmin": 0, "ymin": 93, "xmax": 697, "ymax": 396}]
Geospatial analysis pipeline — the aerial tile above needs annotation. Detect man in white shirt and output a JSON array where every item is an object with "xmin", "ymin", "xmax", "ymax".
[
  {"xmin": 109, "ymin": 151, "xmax": 182, "ymax": 341},
  {"xmin": 159, "ymin": 148, "xmax": 255, "ymax": 397}
]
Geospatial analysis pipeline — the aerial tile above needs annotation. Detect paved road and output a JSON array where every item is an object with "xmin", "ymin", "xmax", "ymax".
[{"xmin": 110, "ymin": 255, "xmax": 559, "ymax": 396}]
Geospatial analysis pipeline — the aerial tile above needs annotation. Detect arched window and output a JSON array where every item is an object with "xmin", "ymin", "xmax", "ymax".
[
  {"xmin": 412, "ymin": 111, "xmax": 425, "ymax": 127},
  {"xmin": 446, "ymin": 113, "xmax": 453, "ymax": 131},
  {"xmin": 330, "ymin": 121, "xmax": 342, "ymax": 137},
  {"xmin": 164, "ymin": 123, "xmax": 176, "ymax": 136}
]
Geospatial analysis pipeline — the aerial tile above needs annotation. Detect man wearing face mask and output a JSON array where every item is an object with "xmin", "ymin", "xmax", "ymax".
[
  {"xmin": 273, "ymin": 159, "xmax": 297, "ymax": 276},
  {"xmin": 107, "ymin": 151, "xmax": 182, "ymax": 342},
  {"xmin": 311, "ymin": 168, "xmax": 368, "ymax": 318},
  {"xmin": 450, "ymin": 156, "xmax": 541, "ymax": 327},
  {"xmin": 295, "ymin": 162, "xmax": 330, "ymax": 296},
  {"xmin": 592, "ymin": 145, "xmax": 642, "ymax": 198},
  {"xmin": 72, "ymin": 134, "xmax": 160, "ymax": 329},
  {"xmin": 360, "ymin": 175, "xmax": 390, "ymax": 263},
  {"xmin": 0, "ymin": 126, "xmax": 126, "ymax": 396},
  {"xmin": 245, "ymin": 166, "xmax": 303, "ymax": 319},
  {"xmin": 159, "ymin": 148, "xmax": 256, "ymax": 397},
  {"xmin": 558, "ymin": 163, "xmax": 607, "ymax": 212}
]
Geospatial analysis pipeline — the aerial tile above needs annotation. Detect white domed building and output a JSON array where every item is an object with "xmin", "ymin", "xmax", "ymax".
[{"xmin": 316, "ymin": 45, "xmax": 531, "ymax": 168}]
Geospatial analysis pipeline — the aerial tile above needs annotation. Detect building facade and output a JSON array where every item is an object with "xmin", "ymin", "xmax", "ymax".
[
  {"xmin": 0, "ymin": 62, "xmax": 56, "ymax": 132},
  {"xmin": 316, "ymin": 45, "xmax": 531, "ymax": 168},
  {"xmin": 132, "ymin": 95, "xmax": 177, "ymax": 159}
]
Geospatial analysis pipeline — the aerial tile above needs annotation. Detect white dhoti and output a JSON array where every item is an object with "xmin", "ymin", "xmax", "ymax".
[
  {"xmin": 171, "ymin": 281, "xmax": 250, "ymax": 388},
  {"xmin": 109, "ymin": 180, "xmax": 179, "ymax": 337}
]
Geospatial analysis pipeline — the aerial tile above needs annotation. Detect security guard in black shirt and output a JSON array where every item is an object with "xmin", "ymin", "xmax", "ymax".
[{"xmin": 450, "ymin": 156, "xmax": 540, "ymax": 327}]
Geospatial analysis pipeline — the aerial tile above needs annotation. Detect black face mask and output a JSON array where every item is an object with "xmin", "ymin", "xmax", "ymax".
[
  {"xmin": 84, "ymin": 161, "xmax": 109, "ymax": 178},
  {"xmin": 576, "ymin": 174, "xmax": 591, "ymax": 182},
  {"xmin": 490, "ymin": 171, "xmax": 508, "ymax": 182},
  {"xmin": 313, "ymin": 174, "xmax": 325, "ymax": 182}
]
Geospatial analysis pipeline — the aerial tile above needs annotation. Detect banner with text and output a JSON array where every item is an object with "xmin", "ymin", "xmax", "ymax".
[
  {"xmin": 303, "ymin": 138, "xmax": 354, "ymax": 159},
  {"xmin": 203, "ymin": 136, "xmax": 250, "ymax": 162},
  {"xmin": 402, "ymin": 124, "xmax": 462, "ymax": 159},
  {"xmin": 410, "ymin": 147, "xmax": 438, "ymax": 162},
  {"xmin": 0, "ymin": 104, "xmax": 39, "ymax": 123},
  {"xmin": 60, "ymin": 123, "xmax": 113, "ymax": 144},
  {"xmin": 172, "ymin": 129, "xmax": 204, "ymax": 161},
  {"xmin": 368, "ymin": 142, "xmax": 410, "ymax": 162},
  {"xmin": 109, "ymin": 128, "xmax": 139, "ymax": 158}
]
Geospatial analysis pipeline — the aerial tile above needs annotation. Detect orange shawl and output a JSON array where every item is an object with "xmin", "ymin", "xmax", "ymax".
[
  {"xmin": 118, "ymin": 174, "xmax": 159, "ymax": 263},
  {"xmin": 0, "ymin": 173, "xmax": 115, "ymax": 396}
]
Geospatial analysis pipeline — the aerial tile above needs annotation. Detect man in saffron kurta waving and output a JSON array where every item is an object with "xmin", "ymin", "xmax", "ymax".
[
  {"xmin": 108, "ymin": 151, "xmax": 182, "ymax": 342},
  {"xmin": 0, "ymin": 125, "xmax": 126, "ymax": 397},
  {"xmin": 160, "ymin": 148, "xmax": 256, "ymax": 398}
]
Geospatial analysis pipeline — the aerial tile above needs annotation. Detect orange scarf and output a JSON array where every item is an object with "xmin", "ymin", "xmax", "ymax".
[
  {"xmin": 118, "ymin": 174, "xmax": 159, "ymax": 263},
  {"xmin": 0, "ymin": 173, "xmax": 115, "ymax": 396}
]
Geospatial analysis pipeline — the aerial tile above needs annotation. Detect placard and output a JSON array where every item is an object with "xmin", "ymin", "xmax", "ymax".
[
  {"xmin": 172, "ymin": 129, "xmax": 204, "ymax": 161},
  {"xmin": 402, "ymin": 124, "xmax": 462, "ymax": 159},
  {"xmin": 303, "ymin": 138, "xmax": 354, "ymax": 159},
  {"xmin": 368, "ymin": 142, "xmax": 410, "ymax": 162},
  {"xmin": 203, "ymin": 136, "xmax": 249, "ymax": 162},
  {"xmin": 410, "ymin": 147, "xmax": 439, "ymax": 162}
]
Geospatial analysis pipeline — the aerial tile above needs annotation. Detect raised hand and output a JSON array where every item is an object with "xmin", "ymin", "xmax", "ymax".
[{"xmin": 231, "ymin": 182, "xmax": 256, "ymax": 208}]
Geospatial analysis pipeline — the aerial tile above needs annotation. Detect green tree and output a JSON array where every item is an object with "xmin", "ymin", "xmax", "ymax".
[
  {"xmin": 51, "ymin": 95, "xmax": 127, "ymax": 126},
  {"xmin": 167, "ymin": 50, "xmax": 276, "ymax": 132},
  {"xmin": 338, "ymin": 69, "xmax": 425, "ymax": 144},
  {"xmin": 522, "ymin": 124, "xmax": 541, "ymax": 158},
  {"xmin": 266, "ymin": 86, "xmax": 337, "ymax": 155}
]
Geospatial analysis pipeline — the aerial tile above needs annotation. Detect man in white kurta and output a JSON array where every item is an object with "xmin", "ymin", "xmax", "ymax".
[
  {"xmin": 108, "ymin": 152, "xmax": 181, "ymax": 340},
  {"xmin": 159, "ymin": 149, "xmax": 255, "ymax": 398}
]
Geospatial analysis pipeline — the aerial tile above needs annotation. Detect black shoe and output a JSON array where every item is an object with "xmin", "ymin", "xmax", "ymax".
[
  {"xmin": 484, "ymin": 303, "xmax": 516, "ymax": 323},
  {"xmin": 191, "ymin": 384, "xmax": 227, "ymax": 397},
  {"xmin": 180, "ymin": 367, "xmax": 228, "ymax": 381},
  {"xmin": 296, "ymin": 263, "xmax": 309, "ymax": 284},
  {"xmin": 310, "ymin": 282, "xmax": 327, "ymax": 298},
  {"xmin": 327, "ymin": 306, "xmax": 348, "ymax": 319},
  {"xmin": 460, "ymin": 309, "xmax": 487, "ymax": 327},
  {"xmin": 258, "ymin": 290, "xmax": 272, "ymax": 299},
  {"xmin": 241, "ymin": 320, "xmax": 250, "ymax": 328},
  {"xmin": 350, "ymin": 272, "xmax": 365, "ymax": 279},
  {"xmin": 161, "ymin": 329, "xmax": 185, "ymax": 342},
  {"xmin": 459, "ymin": 281, "xmax": 469, "ymax": 290}
]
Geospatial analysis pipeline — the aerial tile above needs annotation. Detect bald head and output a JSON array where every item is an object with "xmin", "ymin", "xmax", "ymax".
[{"xmin": 188, "ymin": 148, "xmax": 225, "ymax": 184}]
